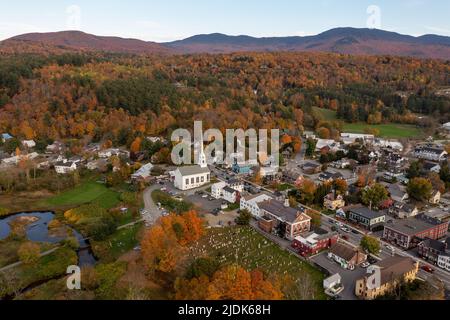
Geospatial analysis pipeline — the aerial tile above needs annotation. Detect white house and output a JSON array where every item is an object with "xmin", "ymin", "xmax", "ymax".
[
  {"xmin": 98, "ymin": 148, "xmax": 130, "ymax": 159},
  {"xmin": 55, "ymin": 160, "xmax": 77, "ymax": 174},
  {"xmin": 211, "ymin": 181, "xmax": 227, "ymax": 199},
  {"xmin": 1, "ymin": 152, "xmax": 39, "ymax": 166},
  {"xmin": 222, "ymin": 186, "xmax": 238, "ymax": 203},
  {"xmin": 442, "ymin": 122, "xmax": 450, "ymax": 131},
  {"xmin": 173, "ymin": 145, "xmax": 211, "ymax": 191},
  {"xmin": 22, "ymin": 140, "xmax": 36, "ymax": 148},
  {"xmin": 340, "ymin": 133, "xmax": 375, "ymax": 144},
  {"xmin": 240, "ymin": 193, "xmax": 273, "ymax": 218},
  {"xmin": 438, "ymin": 254, "xmax": 450, "ymax": 272},
  {"xmin": 414, "ymin": 146, "xmax": 447, "ymax": 162}
]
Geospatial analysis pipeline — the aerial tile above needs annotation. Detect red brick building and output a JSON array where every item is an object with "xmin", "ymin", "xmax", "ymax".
[
  {"xmin": 292, "ymin": 230, "xmax": 339, "ymax": 257},
  {"xmin": 383, "ymin": 215, "xmax": 449, "ymax": 250}
]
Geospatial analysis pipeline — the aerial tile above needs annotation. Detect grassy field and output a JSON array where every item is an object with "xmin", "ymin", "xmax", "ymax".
[
  {"xmin": 43, "ymin": 181, "xmax": 120, "ymax": 209},
  {"xmin": 91, "ymin": 223, "xmax": 144, "ymax": 263},
  {"xmin": 313, "ymin": 107, "xmax": 422, "ymax": 139},
  {"xmin": 313, "ymin": 107, "xmax": 339, "ymax": 121},
  {"xmin": 189, "ymin": 226, "xmax": 327, "ymax": 300},
  {"xmin": 342, "ymin": 123, "xmax": 422, "ymax": 139}
]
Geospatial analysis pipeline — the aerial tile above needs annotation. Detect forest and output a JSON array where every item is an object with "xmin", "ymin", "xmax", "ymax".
[{"xmin": 0, "ymin": 50, "xmax": 449, "ymax": 149}]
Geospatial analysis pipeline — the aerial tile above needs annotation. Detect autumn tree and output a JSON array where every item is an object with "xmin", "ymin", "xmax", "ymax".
[
  {"xmin": 297, "ymin": 178, "xmax": 317, "ymax": 205},
  {"xmin": 407, "ymin": 178, "xmax": 433, "ymax": 202},
  {"xmin": 361, "ymin": 183, "xmax": 389, "ymax": 209},
  {"xmin": 360, "ymin": 236, "xmax": 381, "ymax": 254},
  {"xmin": 18, "ymin": 242, "xmax": 40, "ymax": 265}
]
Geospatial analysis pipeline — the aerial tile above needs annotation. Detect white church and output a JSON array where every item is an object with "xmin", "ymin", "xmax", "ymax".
[{"xmin": 173, "ymin": 143, "xmax": 211, "ymax": 191}]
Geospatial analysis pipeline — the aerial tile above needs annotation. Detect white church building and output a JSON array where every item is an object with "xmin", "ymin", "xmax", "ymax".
[{"xmin": 173, "ymin": 144, "xmax": 211, "ymax": 191}]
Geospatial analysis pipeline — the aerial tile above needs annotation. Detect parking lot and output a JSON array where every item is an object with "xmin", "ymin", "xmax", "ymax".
[{"xmin": 311, "ymin": 252, "xmax": 367, "ymax": 300}]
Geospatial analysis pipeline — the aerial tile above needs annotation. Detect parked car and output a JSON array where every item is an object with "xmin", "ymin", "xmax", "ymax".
[
  {"xmin": 385, "ymin": 245, "xmax": 395, "ymax": 252},
  {"xmin": 351, "ymin": 229, "xmax": 359, "ymax": 235},
  {"xmin": 202, "ymin": 194, "xmax": 208, "ymax": 198},
  {"xmin": 360, "ymin": 262, "xmax": 370, "ymax": 268},
  {"xmin": 341, "ymin": 227, "xmax": 351, "ymax": 233},
  {"xmin": 367, "ymin": 256, "xmax": 378, "ymax": 264},
  {"xmin": 421, "ymin": 265, "xmax": 435, "ymax": 273},
  {"xmin": 341, "ymin": 235, "xmax": 349, "ymax": 241}
]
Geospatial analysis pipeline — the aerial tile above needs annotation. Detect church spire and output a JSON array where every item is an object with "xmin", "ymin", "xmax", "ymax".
[{"xmin": 199, "ymin": 142, "xmax": 207, "ymax": 168}]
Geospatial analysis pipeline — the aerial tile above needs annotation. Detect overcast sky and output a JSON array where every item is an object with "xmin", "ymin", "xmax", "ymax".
[{"xmin": 1, "ymin": 0, "xmax": 449, "ymax": 42}]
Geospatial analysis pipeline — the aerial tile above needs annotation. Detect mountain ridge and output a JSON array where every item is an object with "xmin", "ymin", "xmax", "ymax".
[{"xmin": 2, "ymin": 27, "xmax": 450, "ymax": 59}]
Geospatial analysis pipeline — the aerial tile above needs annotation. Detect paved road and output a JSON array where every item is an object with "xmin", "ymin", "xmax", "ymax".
[{"xmin": 142, "ymin": 184, "xmax": 163, "ymax": 226}]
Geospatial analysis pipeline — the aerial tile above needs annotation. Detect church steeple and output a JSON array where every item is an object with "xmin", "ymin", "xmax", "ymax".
[{"xmin": 199, "ymin": 142, "xmax": 207, "ymax": 168}]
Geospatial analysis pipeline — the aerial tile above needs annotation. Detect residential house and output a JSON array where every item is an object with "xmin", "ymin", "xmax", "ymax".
[
  {"xmin": 429, "ymin": 190, "xmax": 441, "ymax": 205},
  {"xmin": 355, "ymin": 256, "xmax": 419, "ymax": 300},
  {"xmin": 98, "ymin": 148, "xmax": 130, "ymax": 159},
  {"xmin": 340, "ymin": 133, "xmax": 375, "ymax": 145},
  {"xmin": 222, "ymin": 186, "xmax": 239, "ymax": 204},
  {"xmin": 1, "ymin": 133, "xmax": 13, "ymax": 143},
  {"xmin": 292, "ymin": 229, "xmax": 339, "ymax": 257},
  {"xmin": 418, "ymin": 238, "xmax": 447, "ymax": 265},
  {"xmin": 211, "ymin": 181, "xmax": 227, "ymax": 199},
  {"xmin": 422, "ymin": 161, "xmax": 441, "ymax": 174},
  {"xmin": 373, "ymin": 139, "xmax": 404, "ymax": 152},
  {"xmin": 55, "ymin": 160, "xmax": 77, "ymax": 174},
  {"xmin": 228, "ymin": 178, "xmax": 244, "ymax": 193},
  {"xmin": 438, "ymin": 254, "xmax": 450, "ymax": 272},
  {"xmin": 383, "ymin": 215, "xmax": 449, "ymax": 249},
  {"xmin": 348, "ymin": 207, "xmax": 386, "ymax": 231},
  {"xmin": 22, "ymin": 140, "xmax": 36, "ymax": 148},
  {"xmin": 424, "ymin": 207, "xmax": 450, "ymax": 224},
  {"xmin": 302, "ymin": 162, "xmax": 322, "ymax": 175},
  {"xmin": 240, "ymin": 193, "xmax": 273, "ymax": 218},
  {"xmin": 319, "ymin": 171, "xmax": 344, "ymax": 183},
  {"xmin": 258, "ymin": 199, "xmax": 311, "ymax": 241},
  {"xmin": 1, "ymin": 152, "xmax": 39, "ymax": 166},
  {"xmin": 327, "ymin": 242, "xmax": 367, "ymax": 270},
  {"xmin": 282, "ymin": 169, "xmax": 304, "ymax": 186},
  {"xmin": 259, "ymin": 166, "xmax": 280, "ymax": 181},
  {"xmin": 387, "ymin": 183, "xmax": 409, "ymax": 203},
  {"xmin": 324, "ymin": 193, "xmax": 346, "ymax": 211},
  {"xmin": 86, "ymin": 158, "xmax": 108, "ymax": 171},
  {"xmin": 414, "ymin": 146, "xmax": 447, "ymax": 162},
  {"xmin": 131, "ymin": 163, "xmax": 154, "ymax": 183},
  {"xmin": 315, "ymin": 139, "xmax": 340, "ymax": 153},
  {"xmin": 46, "ymin": 141, "xmax": 65, "ymax": 154},
  {"xmin": 389, "ymin": 202, "xmax": 419, "ymax": 219}
]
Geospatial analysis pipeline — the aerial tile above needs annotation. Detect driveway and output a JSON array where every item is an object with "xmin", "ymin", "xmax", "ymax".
[{"xmin": 311, "ymin": 252, "xmax": 367, "ymax": 300}]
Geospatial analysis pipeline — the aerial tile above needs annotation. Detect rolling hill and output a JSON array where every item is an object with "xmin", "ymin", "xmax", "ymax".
[{"xmin": 2, "ymin": 28, "xmax": 450, "ymax": 59}]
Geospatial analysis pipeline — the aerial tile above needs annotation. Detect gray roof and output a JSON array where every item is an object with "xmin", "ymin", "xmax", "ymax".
[
  {"xmin": 223, "ymin": 186, "xmax": 236, "ymax": 194},
  {"xmin": 384, "ymin": 215, "xmax": 442, "ymax": 236},
  {"xmin": 350, "ymin": 206, "xmax": 385, "ymax": 220},
  {"xmin": 420, "ymin": 238, "xmax": 446, "ymax": 252},
  {"xmin": 388, "ymin": 184, "xmax": 407, "ymax": 200},
  {"xmin": 177, "ymin": 165, "xmax": 210, "ymax": 176},
  {"xmin": 260, "ymin": 200, "xmax": 309, "ymax": 224}
]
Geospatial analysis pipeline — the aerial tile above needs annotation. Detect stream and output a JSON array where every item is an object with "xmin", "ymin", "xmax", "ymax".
[{"xmin": 0, "ymin": 211, "xmax": 97, "ymax": 266}]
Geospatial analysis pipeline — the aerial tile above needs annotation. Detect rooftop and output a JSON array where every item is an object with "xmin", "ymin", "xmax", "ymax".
[
  {"xmin": 329, "ymin": 242, "xmax": 359, "ymax": 261},
  {"xmin": 260, "ymin": 200, "xmax": 310, "ymax": 224},
  {"xmin": 375, "ymin": 256, "xmax": 418, "ymax": 286},
  {"xmin": 384, "ymin": 215, "xmax": 445, "ymax": 236},
  {"xmin": 349, "ymin": 206, "xmax": 385, "ymax": 220},
  {"xmin": 177, "ymin": 165, "xmax": 210, "ymax": 176}
]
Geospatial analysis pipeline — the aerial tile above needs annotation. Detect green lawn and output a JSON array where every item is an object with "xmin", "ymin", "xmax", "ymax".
[
  {"xmin": 313, "ymin": 107, "xmax": 338, "ymax": 121},
  {"xmin": 342, "ymin": 123, "xmax": 422, "ymax": 139},
  {"xmin": 91, "ymin": 223, "xmax": 144, "ymax": 263},
  {"xmin": 312, "ymin": 107, "xmax": 422, "ymax": 139},
  {"xmin": 43, "ymin": 181, "xmax": 120, "ymax": 209},
  {"xmin": 189, "ymin": 226, "xmax": 327, "ymax": 300}
]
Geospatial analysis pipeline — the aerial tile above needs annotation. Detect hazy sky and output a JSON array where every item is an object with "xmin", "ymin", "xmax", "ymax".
[{"xmin": 1, "ymin": 0, "xmax": 449, "ymax": 42}]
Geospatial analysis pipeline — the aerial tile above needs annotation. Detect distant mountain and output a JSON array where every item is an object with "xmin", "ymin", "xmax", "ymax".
[
  {"xmin": 5, "ymin": 30, "xmax": 169, "ymax": 54},
  {"xmin": 2, "ymin": 28, "xmax": 450, "ymax": 59},
  {"xmin": 166, "ymin": 28, "xmax": 450, "ymax": 59}
]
